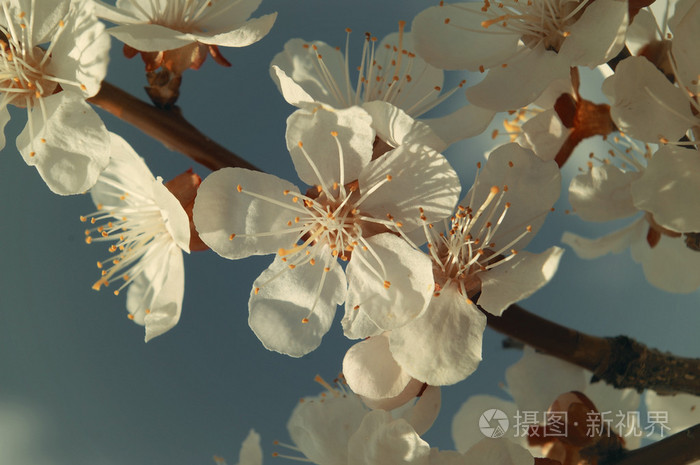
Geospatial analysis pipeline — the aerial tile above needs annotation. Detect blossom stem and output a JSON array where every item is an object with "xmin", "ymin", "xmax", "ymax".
[
  {"xmin": 600, "ymin": 423, "xmax": 700, "ymax": 465},
  {"xmin": 483, "ymin": 304, "xmax": 700, "ymax": 396},
  {"xmin": 88, "ymin": 81, "xmax": 260, "ymax": 172}
]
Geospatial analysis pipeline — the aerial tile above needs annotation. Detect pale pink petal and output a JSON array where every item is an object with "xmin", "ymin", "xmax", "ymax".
[
  {"xmin": 345, "ymin": 234, "xmax": 434, "ymax": 332},
  {"xmin": 286, "ymin": 105, "xmax": 374, "ymax": 187},
  {"xmin": 561, "ymin": 217, "xmax": 646, "ymax": 260},
  {"xmin": 347, "ymin": 411, "xmax": 430, "ymax": 465},
  {"xmin": 559, "ymin": 0, "xmax": 628, "ymax": 67},
  {"xmin": 569, "ymin": 165, "xmax": 641, "ymax": 222},
  {"xmin": 192, "ymin": 168, "xmax": 301, "ymax": 259},
  {"xmin": 17, "ymin": 93, "xmax": 109, "ymax": 195},
  {"xmin": 478, "ymin": 247, "xmax": 563, "ymax": 317},
  {"xmin": 343, "ymin": 333, "xmax": 413, "ymax": 400},
  {"xmin": 390, "ymin": 286, "xmax": 486, "ymax": 386},
  {"xmin": 631, "ymin": 146, "xmax": 700, "ymax": 232},
  {"xmin": 465, "ymin": 48, "xmax": 570, "ymax": 111},
  {"xmin": 602, "ymin": 56, "xmax": 695, "ymax": 143},
  {"xmin": 248, "ymin": 254, "xmax": 346, "ymax": 357},
  {"xmin": 359, "ymin": 143, "xmax": 461, "ymax": 230},
  {"xmin": 190, "ymin": 13, "xmax": 276, "ymax": 47},
  {"xmin": 506, "ymin": 347, "xmax": 587, "ymax": 413},
  {"xmin": 412, "ymin": 3, "xmax": 521, "ymax": 71},
  {"xmin": 452, "ymin": 395, "xmax": 519, "ymax": 453}
]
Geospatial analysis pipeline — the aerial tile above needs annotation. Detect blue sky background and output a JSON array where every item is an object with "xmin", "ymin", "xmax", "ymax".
[{"xmin": 0, "ymin": 1, "xmax": 698, "ymax": 464}]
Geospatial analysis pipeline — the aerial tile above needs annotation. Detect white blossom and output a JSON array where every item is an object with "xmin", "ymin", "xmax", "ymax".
[
  {"xmin": 0, "ymin": 0, "xmax": 110, "ymax": 194},
  {"xmin": 82, "ymin": 133, "xmax": 191, "ymax": 341}
]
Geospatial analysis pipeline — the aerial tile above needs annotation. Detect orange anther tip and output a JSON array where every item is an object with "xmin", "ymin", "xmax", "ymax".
[
  {"xmin": 526, "ymin": 225, "xmax": 533, "ymax": 232},
  {"xmin": 444, "ymin": 18, "xmax": 450, "ymax": 24},
  {"xmin": 383, "ymin": 280, "xmax": 391, "ymax": 289},
  {"xmin": 127, "ymin": 314, "xmax": 134, "ymax": 320},
  {"xmin": 508, "ymin": 161, "xmax": 514, "ymax": 167},
  {"xmin": 490, "ymin": 186, "xmax": 500, "ymax": 194},
  {"xmin": 345, "ymin": 27, "xmax": 352, "ymax": 33},
  {"xmin": 236, "ymin": 184, "xmax": 242, "ymax": 192},
  {"xmin": 254, "ymin": 287, "xmax": 260, "ymax": 295},
  {"xmin": 330, "ymin": 131, "xmax": 338, "ymax": 137},
  {"xmin": 114, "ymin": 290, "xmax": 120, "ymax": 296},
  {"xmin": 301, "ymin": 318, "xmax": 309, "ymax": 323},
  {"xmin": 229, "ymin": 233, "xmax": 235, "ymax": 240}
]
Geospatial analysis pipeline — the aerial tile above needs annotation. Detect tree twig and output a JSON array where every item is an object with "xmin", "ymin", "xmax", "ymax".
[
  {"xmin": 88, "ymin": 81, "xmax": 260, "ymax": 172},
  {"xmin": 601, "ymin": 423, "xmax": 700, "ymax": 465},
  {"xmin": 484, "ymin": 304, "xmax": 700, "ymax": 396}
]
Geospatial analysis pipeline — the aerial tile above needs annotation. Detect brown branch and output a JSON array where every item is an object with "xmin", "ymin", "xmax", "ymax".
[
  {"xmin": 484, "ymin": 304, "xmax": 700, "ymax": 396},
  {"xmin": 601, "ymin": 423, "xmax": 700, "ymax": 465},
  {"xmin": 88, "ymin": 81, "xmax": 260, "ymax": 172}
]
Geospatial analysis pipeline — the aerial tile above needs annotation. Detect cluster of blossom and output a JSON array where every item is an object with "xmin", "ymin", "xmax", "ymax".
[{"xmin": 3, "ymin": 0, "xmax": 699, "ymax": 462}]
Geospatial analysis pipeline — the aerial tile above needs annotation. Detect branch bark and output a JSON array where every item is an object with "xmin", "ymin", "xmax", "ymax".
[
  {"xmin": 88, "ymin": 81, "xmax": 260, "ymax": 172},
  {"xmin": 601, "ymin": 423, "xmax": 700, "ymax": 465},
  {"xmin": 484, "ymin": 304, "xmax": 700, "ymax": 396}
]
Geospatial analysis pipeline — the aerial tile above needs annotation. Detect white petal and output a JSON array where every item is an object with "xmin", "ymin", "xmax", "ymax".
[
  {"xmin": 569, "ymin": 165, "xmax": 641, "ymax": 222},
  {"xmin": 190, "ymin": 13, "xmax": 276, "ymax": 47},
  {"xmin": 602, "ymin": 56, "xmax": 695, "ymax": 143},
  {"xmin": 561, "ymin": 217, "xmax": 646, "ymax": 260},
  {"xmin": 151, "ymin": 178, "xmax": 191, "ymax": 253},
  {"xmin": 645, "ymin": 391, "xmax": 700, "ymax": 434},
  {"xmin": 90, "ymin": 132, "xmax": 154, "ymax": 207},
  {"xmin": 506, "ymin": 347, "xmax": 587, "ymax": 414},
  {"xmin": 193, "ymin": 168, "xmax": 301, "ymax": 260},
  {"xmin": 194, "ymin": 0, "xmax": 264, "ymax": 33},
  {"xmin": 559, "ymin": 0, "xmax": 628, "ymax": 67},
  {"xmin": 465, "ymin": 48, "xmax": 570, "ymax": 111},
  {"xmin": 17, "ymin": 93, "xmax": 110, "ymax": 195},
  {"xmin": 630, "ymin": 231, "xmax": 700, "ymax": 293},
  {"xmin": 390, "ymin": 286, "xmax": 486, "ymax": 386},
  {"xmin": 400, "ymin": 386, "xmax": 441, "ymax": 436},
  {"xmin": 0, "ymin": 105, "xmax": 10, "ymax": 150},
  {"xmin": 287, "ymin": 394, "xmax": 367, "ymax": 465},
  {"xmin": 672, "ymin": 0, "xmax": 700, "ymax": 94},
  {"xmin": 236, "ymin": 429, "xmax": 263, "ymax": 465},
  {"xmin": 248, "ymin": 254, "xmax": 346, "ymax": 357},
  {"xmin": 411, "ymin": 3, "xmax": 521, "ymax": 71},
  {"xmin": 286, "ymin": 105, "xmax": 374, "ymax": 188},
  {"xmin": 360, "ymin": 378, "xmax": 425, "ymax": 412},
  {"xmin": 347, "ymin": 411, "xmax": 430, "ymax": 465},
  {"xmin": 452, "ymin": 395, "xmax": 519, "ymax": 453},
  {"xmin": 343, "ymin": 333, "xmax": 414, "ymax": 400},
  {"xmin": 46, "ymin": 0, "xmax": 110, "ymax": 98},
  {"xmin": 359, "ymin": 143, "xmax": 461, "ymax": 230},
  {"xmin": 423, "ymin": 105, "xmax": 496, "ymax": 149},
  {"xmin": 270, "ymin": 64, "xmax": 315, "ymax": 107},
  {"xmin": 125, "ymin": 242, "xmax": 185, "ymax": 342},
  {"xmin": 362, "ymin": 101, "xmax": 446, "ymax": 152},
  {"xmin": 461, "ymin": 438, "xmax": 533, "ymax": 465},
  {"xmin": 624, "ymin": 9, "xmax": 658, "ymax": 55},
  {"xmin": 108, "ymin": 24, "xmax": 193, "ymax": 52},
  {"xmin": 373, "ymin": 31, "xmax": 444, "ymax": 115},
  {"xmin": 478, "ymin": 247, "xmax": 563, "ymax": 317},
  {"xmin": 93, "ymin": 0, "xmax": 140, "ymax": 24},
  {"xmin": 631, "ymin": 146, "xmax": 700, "ymax": 232},
  {"xmin": 270, "ymin": 39, "xmax": 352, "ymax": 108},
  {"xmin": 345, "ymin": 234, "xmax": 434, "ymax": 332},
  {"xmin": 519, "ymin": 109, "xmax": 568, "ymax": 162},
  {"xmin": 466, "ymin": 143, "xmax": 560, "ymax": 250}
]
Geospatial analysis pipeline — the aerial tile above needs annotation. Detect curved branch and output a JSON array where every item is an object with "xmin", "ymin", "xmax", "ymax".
[
  {"xmin": 484, "ymin": 304, "xmax": 700, "ymax": 396},
  {"xmin": 602, "ymin": 423, "xmax": 700, "ymax": 465},
  {"xmin": 88, "ymin": 81, "xmax": 260, "ymax": 172}
]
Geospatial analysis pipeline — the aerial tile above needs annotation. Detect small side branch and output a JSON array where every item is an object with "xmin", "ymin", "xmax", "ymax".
[
  {"xmin": 484, "ymin": 304, "xmax": 700, "ymax": 396},
  {"xmin": 88, "ymin": 81, "xmax": 260, "ymax": 172},
  {"xmin": 601, "ymin": 423, "xmax": 700, "ymax": 465}
]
